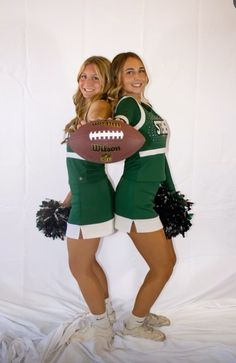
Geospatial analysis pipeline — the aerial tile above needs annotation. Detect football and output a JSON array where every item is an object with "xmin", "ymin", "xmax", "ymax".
[{"xmin": 68, "ymin": 119, "xmax": 145, "ymax": 163}]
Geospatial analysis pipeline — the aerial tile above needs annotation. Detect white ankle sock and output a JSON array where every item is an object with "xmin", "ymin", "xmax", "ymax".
[
  {"xmin": 93, "ymin": 311, "xmax": 110, "ymax": 329},
  {"xmin": 105, "ymin": 297, "xmax": 114, "ymax": 316},
  {"xmin": 125, "ymin": 313, "xmax": 146, "ymax": 330}
]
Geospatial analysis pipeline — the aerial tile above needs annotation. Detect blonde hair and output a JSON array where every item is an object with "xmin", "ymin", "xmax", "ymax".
[
  {"xmin": 108, "ymin": 52, "xmax": 149, "ymax": 110},
  {"xmin": 64, "ymin": 56, "xmax": 111, "ymax": 135}
]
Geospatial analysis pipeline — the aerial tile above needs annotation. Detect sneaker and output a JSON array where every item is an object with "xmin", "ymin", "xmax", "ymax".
[
  {"xmin": 145, "ymin": 313, "xmax": 170, "ymax": 328},
  {"xmin": 72, "ymin": 322, "xmax": 114, "ymax": 343},
  {"xmin": 108, "ymin": 310, "xmax": 116, "ymax": 325},
  {"xmin": 122, "ymin": 323, "xmax": 166, "ymax": 341}
]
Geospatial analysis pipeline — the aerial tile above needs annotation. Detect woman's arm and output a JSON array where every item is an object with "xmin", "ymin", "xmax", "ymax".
[{"xmin": 61, "ymin": 191, "xmax": 72, "ymax": 208}]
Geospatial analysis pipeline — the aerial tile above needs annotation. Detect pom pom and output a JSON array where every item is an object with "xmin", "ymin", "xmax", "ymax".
[
  {"xmin": 154, "ymin": 183, "xmax": 193, "ymax": 239},
  {"xmin": 36, "ymin": 199, "xmax": 71, "ymax": 240}
]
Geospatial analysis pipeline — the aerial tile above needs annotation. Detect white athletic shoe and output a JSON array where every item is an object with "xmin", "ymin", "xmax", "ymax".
[
  {"xmin": 145, "ymin": 313, "xmax": 170, "ymax": 328},
  {"xmin": 122, "ymin": 323, "xmax": 166, "ymax": 341},
  {"xmin": 72, "ymin": 321, "xmax": 114, "ymax": 343}
]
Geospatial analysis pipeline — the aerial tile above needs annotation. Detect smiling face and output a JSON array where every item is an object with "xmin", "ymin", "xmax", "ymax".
[
  {"xmin": 121, "ymin": 57, "xmax": 148, "ymax": 101},
  {"xmin": 78, "ymin": 63, "xmax": 103, "ymax": 99}
]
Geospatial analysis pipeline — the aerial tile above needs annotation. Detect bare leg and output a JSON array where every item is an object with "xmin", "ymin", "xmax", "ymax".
[
  {"xmin": 92, "ymin": 258, "xmax": 109, "ymax": 299},
  {"xmin": 165, "ymin": 236, "xmax": 176, "ymax": 265},
  {"xmin": 129, "ymin": 227, "xmax": 176, "ymax": 317},
  {"xmin": 67, "ymin": 237, "xmax": 107, "ymax": 314}
]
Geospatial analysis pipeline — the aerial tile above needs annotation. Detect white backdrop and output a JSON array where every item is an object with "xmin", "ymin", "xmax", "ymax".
[{"xmin": 1, "ymin": 1, "xmax": 236, "ymax": 362}]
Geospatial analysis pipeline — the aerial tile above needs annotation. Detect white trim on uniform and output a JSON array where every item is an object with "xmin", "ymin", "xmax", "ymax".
[
  {"xmin": 115, "ymin": 214, "xmax": 163, "ymax": 233},
  {"xmin": 133, "ymin": 101, "xmax": 145, "ymax": 130},
  {"xmin": 66, "ymin": 219, "xmax": 114, "ymax": 239},
  {"xmin": 139, "ymin": 147, "xmax": 167, "ymax": 157},
  {"xmin": 115, "ymin": 115, "xmax": 129, "ymax": 124},
  {"xmin": 66, "ymin": 152, "xmax": 85, "ymax": 160}
]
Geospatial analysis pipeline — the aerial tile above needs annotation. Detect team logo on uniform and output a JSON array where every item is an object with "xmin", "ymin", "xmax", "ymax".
[{"xmin": 154, "ymin": 120, "xmax": 168, "ymax": 135}]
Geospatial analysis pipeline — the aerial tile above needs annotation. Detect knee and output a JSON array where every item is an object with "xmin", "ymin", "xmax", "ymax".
[
  {"xmin": 68, "ymin": 257, "xmax": 89, "ymax": 280},
  {"xmin": 168, "ymin": 257, "xmax": 176, "ymax": 278},
  {"xmin": 167, "ymin": 255, "xmax": 177, "ymax": 276},
  {"xmin": 160, "ymin": 262, "xmax": 174, "ymax": 281},
  {"xmin": 151, "ymin": 259, "xmax": 175, "ymax": 281},
  {"xmin": 167, "ymin": 246, "xmax": 177, "ymax": 273},
  {"xmin": 171, "ymin": 254, "xmax": 177, "ymax": 269}
]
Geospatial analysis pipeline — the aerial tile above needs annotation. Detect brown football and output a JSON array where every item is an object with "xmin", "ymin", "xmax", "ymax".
[{"xmin": 68, "ymin": 119, "xmax": 145, "ymax": 163}]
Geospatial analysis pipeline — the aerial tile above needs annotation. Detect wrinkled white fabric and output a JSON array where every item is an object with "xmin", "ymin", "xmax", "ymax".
[
  {"xmin": 1, "ymin": 302, "xmax": 236, "ymax": 363},
  {"xmin": 37, "ymin": 314, "xmax": 91, "ymax": 362},
  {"xmin": 0, "ymin": 317, "xmax": 42, "ymax": 363}
]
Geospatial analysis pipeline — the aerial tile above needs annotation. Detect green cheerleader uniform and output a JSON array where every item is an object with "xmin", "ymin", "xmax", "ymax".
[
  {"xmin": 66, "ymin": 144, "xmax": 114, "ymax": 239},
  {"xmin": 114, "ymin": 96, "xmax": 175, "ymax": 233}
]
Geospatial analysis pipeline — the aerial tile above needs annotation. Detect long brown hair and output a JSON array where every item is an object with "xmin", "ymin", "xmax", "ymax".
[
  {"xmin": 108, "ymin": 52, "xmax": 149, "ymax": 109},
  {"xmin": 64, "ymin": 56, "xmax": 111, "ymax": 135}
]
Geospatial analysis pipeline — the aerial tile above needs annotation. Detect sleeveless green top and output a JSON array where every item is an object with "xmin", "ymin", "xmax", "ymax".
[{"xmin": 115, "ymin": 96, "xmax": 175, "ymax": 191}]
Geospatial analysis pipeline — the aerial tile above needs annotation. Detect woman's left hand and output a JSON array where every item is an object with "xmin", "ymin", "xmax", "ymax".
[{"xmin": 77, "ymin": 120, "xmax": 87, "ymax": 129}]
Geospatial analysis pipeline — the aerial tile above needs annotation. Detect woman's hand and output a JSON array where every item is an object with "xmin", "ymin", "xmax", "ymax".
[{"xmin": 77, "ymin": 120, "xmax": 87, "ymax": 129}]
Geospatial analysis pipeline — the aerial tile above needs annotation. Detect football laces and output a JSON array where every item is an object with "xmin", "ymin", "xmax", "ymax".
[{"xmin": 89, "ymin": 130, "xmax": 124, "ymax": 140}]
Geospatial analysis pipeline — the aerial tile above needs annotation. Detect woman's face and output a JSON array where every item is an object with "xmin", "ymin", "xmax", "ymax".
[
  {"xmin": 120, "ymin": 57, "xmax": 148, "ymax": 100},
  {"xmin": 79, "ymin": 63, "xmax": 103, "ymax": 99}
]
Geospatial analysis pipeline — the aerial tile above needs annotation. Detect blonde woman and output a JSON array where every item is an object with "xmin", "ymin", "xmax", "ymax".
[
  {"xmin": 109, "ymin": 52, "xmax": 176, "ymax": 341},
  {"xmin": 63, "ymin": 56, "xmax": 115, "ymax": 343}
]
